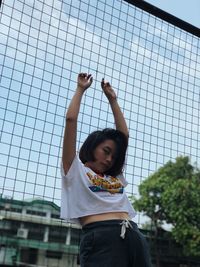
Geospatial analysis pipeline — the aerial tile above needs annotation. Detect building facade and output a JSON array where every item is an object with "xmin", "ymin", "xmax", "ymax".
[
  {"xmin": 0, "ymin": 195, "xmax": 199, "ymax": 267},
  {"xmin": 0, "ymin": 195, "xmax": 79, "ymax": 267}
]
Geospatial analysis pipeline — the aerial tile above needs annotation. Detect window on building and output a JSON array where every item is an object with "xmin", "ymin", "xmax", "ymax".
[
  {"xmin": 0, "ymin": 220, "xmax": 20, "ymax": 237},
  {"xmin": 48, "ymin": 226, "xmax": 67, "ymax": 243},
  {"xmin": 25, "ymin": 222, "xmax": 45, "ymax": 241},
  {"xmin": 26, "ymin": 210, "xmax": 46, "ymax": 216},
  {"xmin": 51, "ymin": 213, "xmax": 60, "ymax": 219},
  {"xmin": 46, "ymin": 250, "xmax": 62, "ymax": 259},
  {"xmin": 70, "ymin": 228, "xmax": 80, "ymax": 246},
  {"xmin": 21, "ymin": 248, "xmax": 38, "ymax": 264},
  {"xmin": 0, "ymin": 204, "xmax": 22, "ymax": 213},
  {"xmin": 11, "ymin": 207, "xmax": 22, "ymax": 213}
]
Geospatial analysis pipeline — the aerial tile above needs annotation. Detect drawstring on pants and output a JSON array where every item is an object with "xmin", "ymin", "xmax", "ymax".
[{"xmin": 120, "ymin": 219, "xmax": 133, "ymax": 239}]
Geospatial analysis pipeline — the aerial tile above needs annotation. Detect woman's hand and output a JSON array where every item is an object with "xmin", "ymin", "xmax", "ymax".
[
  {"xmin": 101, "ymin": 78, "xmax": 117, "ymax": 102},
  {"xmin": 101, "ymin": 78, "xmax": 129, "ymax": 138},
  {"xmin": 77, "ymin": 73, "xmax": 93, "ymax": 91}
]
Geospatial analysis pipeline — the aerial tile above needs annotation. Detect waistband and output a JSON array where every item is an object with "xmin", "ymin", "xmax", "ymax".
[
  {"xmin": 82, "ymin": 219, "xmax": 137, "ymax": 239},
  {"xmin": 82, "ymin": 219, "xmax": 137, "ymax": 230}
]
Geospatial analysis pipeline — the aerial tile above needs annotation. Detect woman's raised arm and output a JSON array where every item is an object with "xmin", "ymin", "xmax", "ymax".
[
  {"xmin": 62, "ymin": 73, "xmax": 93, "ymax": 175},
  {"xmin": 101, "ymin": 78, "xmax": 129, "ymax": 139}
]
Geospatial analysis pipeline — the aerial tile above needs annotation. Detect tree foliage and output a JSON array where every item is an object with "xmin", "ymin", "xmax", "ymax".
[{"xmin": 132, "ymin": 156, "xmax": 200, "ymax": 256}]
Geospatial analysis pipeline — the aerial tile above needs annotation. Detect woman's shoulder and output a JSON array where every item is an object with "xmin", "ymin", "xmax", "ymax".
[
  {"xmin": 61, "ymin": 154, "xmax": 84, "ymax": 177},
  {"xmin": 116, "ymin": 172, "xmax": 128, "ymax": 187}
]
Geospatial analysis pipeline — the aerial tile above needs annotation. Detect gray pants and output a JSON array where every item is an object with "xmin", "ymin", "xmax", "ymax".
[{"xmin": 80, "ymin": 220, "xmax": 152, "ymax": 267}]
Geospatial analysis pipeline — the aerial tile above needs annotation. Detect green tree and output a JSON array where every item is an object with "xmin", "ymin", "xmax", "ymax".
[{"xmin": 132, "ymin": 156, "xmax": 200, "ymax": 258}]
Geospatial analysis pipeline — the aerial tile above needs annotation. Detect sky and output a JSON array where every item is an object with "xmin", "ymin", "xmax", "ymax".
[
  {"xmin": 1, "ymin": 0, "xmax": 200, "ymax": 225},
  {"xmin": 146, "ymin": 0, "xmax": 200, "ymax": 28}
]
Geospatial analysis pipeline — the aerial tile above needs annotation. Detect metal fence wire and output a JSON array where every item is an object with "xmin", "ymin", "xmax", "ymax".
[{"xmin": 0, "ymin": 0, "xmax": 200, "ymax": 266}]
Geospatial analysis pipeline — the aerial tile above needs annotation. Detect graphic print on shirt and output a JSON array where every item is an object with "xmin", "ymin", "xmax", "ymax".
[{"xmin": 86, "ymin": 172, "xmax": 124, "ymax": 194}]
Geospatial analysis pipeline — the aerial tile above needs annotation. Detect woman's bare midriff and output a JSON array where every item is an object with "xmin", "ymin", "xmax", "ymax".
[{"xmin": 80, "ymin": 212, "xmax": 130, "ymax": 226}]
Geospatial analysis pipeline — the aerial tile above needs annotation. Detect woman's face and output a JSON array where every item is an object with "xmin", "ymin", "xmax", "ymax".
[{"xmin": 86, "ymin": 139, "xmax": 116, "ymax": 174}]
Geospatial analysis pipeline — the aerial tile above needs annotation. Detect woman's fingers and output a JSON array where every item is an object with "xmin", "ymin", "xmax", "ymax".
[
  {"xmin": 78, "ymin": 73, "xmax": 93, "ymax": 90},
  {"xmin": 79, "ymin": 73, "xmax": 90, "ymax": 77},
  {"xmin": 101, "ymin": 78, "xmax": 110, "ymax": 88},
  {"xmin": 79, "ymin": 73, "xmax": 93, "ymax": 82},
  {"xmin": 79, "ymin": 73, "xmax": 87, "ymax": 78}
]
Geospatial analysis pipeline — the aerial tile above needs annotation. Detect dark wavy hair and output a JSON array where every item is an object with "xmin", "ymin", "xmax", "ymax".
[{"xmin": 79, "ymin": 128, "xmax": 128, "ymax": 176}]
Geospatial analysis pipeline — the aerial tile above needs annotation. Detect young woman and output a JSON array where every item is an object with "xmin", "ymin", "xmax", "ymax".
[{"xmin": 61, "ymin": 73, "xmax": 151, "ymax": 266}]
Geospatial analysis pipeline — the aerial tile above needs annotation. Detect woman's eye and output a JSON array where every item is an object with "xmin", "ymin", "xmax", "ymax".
[{"xmin": 103, "ymin": 149, "xmax": 109, "ymax": 154}]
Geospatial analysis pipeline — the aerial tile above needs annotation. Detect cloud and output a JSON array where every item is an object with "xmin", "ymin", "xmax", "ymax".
[{"xmin": 1, "ymin": 0, "xmax": 199, "ymax": 201}]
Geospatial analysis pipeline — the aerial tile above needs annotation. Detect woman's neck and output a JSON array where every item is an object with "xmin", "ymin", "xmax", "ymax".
[{"xmin": 84, "ymin": 162, "xmax": 104, "ymax": 176}]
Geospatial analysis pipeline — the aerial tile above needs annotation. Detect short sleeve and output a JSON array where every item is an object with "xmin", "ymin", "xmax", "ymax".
[
  {"xmin": 61, "ymin": 155, "xmax": 81, "ymax": 181},
  {"xmin": 117, "ymin": 173, "xmax": 128, "ymax": 187}
]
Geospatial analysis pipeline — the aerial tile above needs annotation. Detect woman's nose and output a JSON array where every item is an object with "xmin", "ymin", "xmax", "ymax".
[{"xmin": 106, "ymin": 154, "xmax": 112, "ymax": 163}]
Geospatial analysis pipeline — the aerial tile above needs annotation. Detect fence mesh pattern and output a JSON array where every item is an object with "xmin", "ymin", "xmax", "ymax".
[{"xmin": 0, "ymin": 0, "xmax": 200, "ymax": 241}]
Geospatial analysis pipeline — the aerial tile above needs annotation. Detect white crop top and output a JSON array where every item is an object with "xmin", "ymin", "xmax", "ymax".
[{"xmin": 60, "ymin": 155, "xmax": 136, "ymax": 224}]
